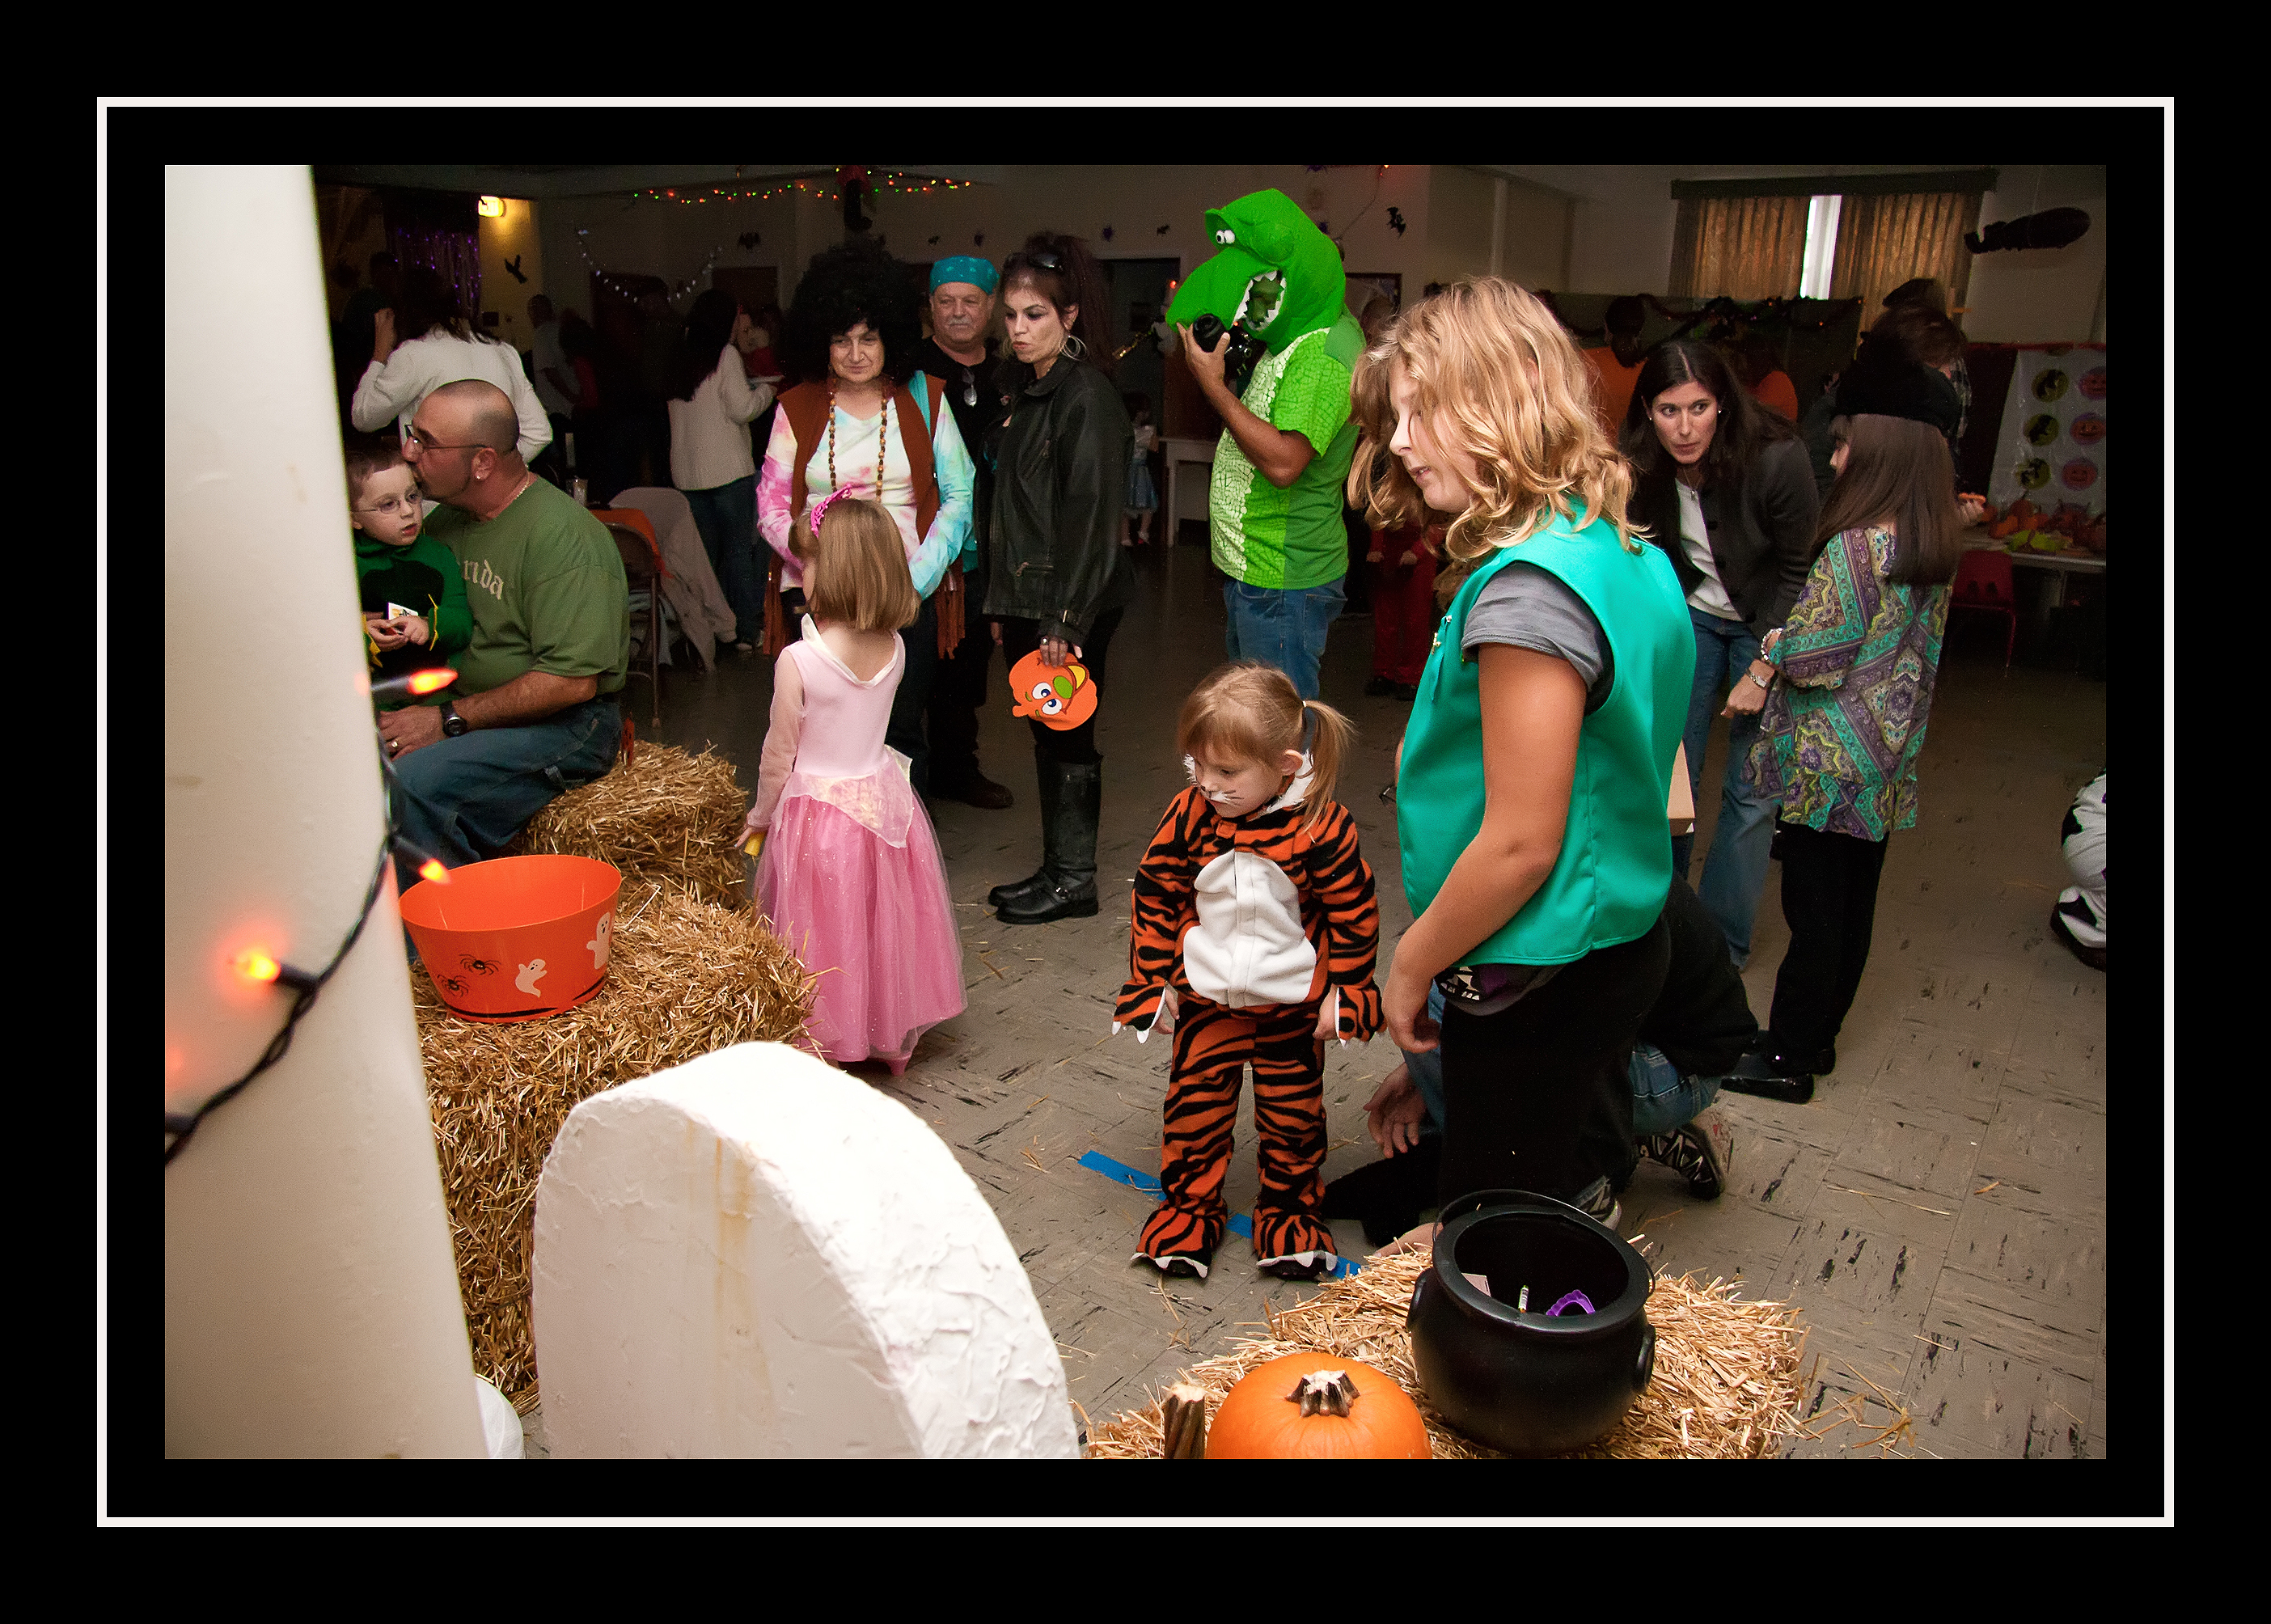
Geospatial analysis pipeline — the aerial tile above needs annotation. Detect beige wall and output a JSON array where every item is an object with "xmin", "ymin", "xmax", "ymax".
[
  {"xmin": 1497, "ymin": 174, "xmax": 1575, "ymax": 291},
  {"xmin": 472, "ymin": 196, "xmax": 546, "ymax": 348},
  {"xmin": 1426, "ymin": 164, "xmax": 1496, "ymax": 290},
  {"xmin": 1960, "ymin": 166, "xmax": 2107, "ymax": 343}
]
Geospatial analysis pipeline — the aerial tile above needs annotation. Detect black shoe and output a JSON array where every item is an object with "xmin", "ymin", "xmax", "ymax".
[
  {"xmin": 1364, "ymin": 675, "xmax": 1398, "ymax": 696},
  {"xmin": 2048, "ymin": 903, "xmax": 2106, "ymax": 971},
  {"xmin": 1321, "ymin": 1141, "xmax": 1441, "ymax": 1246},
  {"xmin": 1812, "ymin": 1045, "xmax": 1836, "ymax": 1076},
  {"xmin": 1721, "ymin": 1048, "xmax": 1816, "ymax": 1104},
  {"xmin": 996, "ymin": 877, "xmax": 1098, "ymax": 923},
  {"xmin": 1642, "ymin": 1114, "xmax": 1732, "ymax": 1199},
  {"xmin": 939, "ymin": 771, "xmax": 1015, "ymax": 810},
  {"xmin": 997, "ymin": 760, "xmax": 1101, "ymax": 924},
  {"xmin": 987, "ymin": 871, "xmax": 1049, "ymax": 910}
]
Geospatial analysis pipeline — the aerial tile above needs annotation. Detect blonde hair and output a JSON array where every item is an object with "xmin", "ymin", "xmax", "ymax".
[
  {"xmin": 1348, "ymin": 277, "xmax": 1639, "ymax": 565},
  {"xmin": 794, "ymin": 497, "xmax": 919, "ymax": 632},
  {"xmin": 1175, "ymin": 662, "xmax": 1355, "ymax": 830}
]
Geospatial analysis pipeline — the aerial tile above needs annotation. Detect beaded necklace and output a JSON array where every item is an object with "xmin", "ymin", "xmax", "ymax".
[{"xmin": 826, "ymin": 377, "xmax": 892, "ymax": 497}]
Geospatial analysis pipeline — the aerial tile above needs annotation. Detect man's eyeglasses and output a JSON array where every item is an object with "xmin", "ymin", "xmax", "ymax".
[
  {"xmin": 355, "ymin": 496, "xmax": 424, "ymax": 517},
  {"xmin": 404, "ymin": 425, "xmax": 495, "ymax": 455}
]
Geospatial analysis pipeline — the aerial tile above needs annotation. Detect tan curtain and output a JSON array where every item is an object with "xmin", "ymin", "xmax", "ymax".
[
  {"xmin": 1668, "ymin": 196, "xmax": 1810, "ymax": 301},
  {"xmin": 1829, "ymin": 192, "xmax": 1982, "ymax": 316}
]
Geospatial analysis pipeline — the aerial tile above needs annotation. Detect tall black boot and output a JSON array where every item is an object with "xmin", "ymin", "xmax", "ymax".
[
  {"xmin": 987, "ymin": 750, "xmax": 1059, "ymax": 910},
  {"xmin": 996, "ymin": 759, "xmax": 1100, "ymax": 924}
]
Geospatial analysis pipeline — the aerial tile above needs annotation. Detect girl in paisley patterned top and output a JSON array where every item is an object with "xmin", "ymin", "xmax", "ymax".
[{"xmin": 1729, "ymin": 354, "xmax": 1967, "ymax": 1099}]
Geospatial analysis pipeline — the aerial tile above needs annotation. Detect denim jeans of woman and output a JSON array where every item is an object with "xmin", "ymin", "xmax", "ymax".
[
  {"xmin": 683, "ymin": 475, "xmax": 764, "ymax": 648},
  {"xmin": 1672, "ymin": 606, "xmax": 1774, "ymax": 968}
]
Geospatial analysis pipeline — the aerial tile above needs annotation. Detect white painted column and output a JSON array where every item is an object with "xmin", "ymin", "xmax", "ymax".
[{"xmin": 163, "ymin": 165, "xmax": 484, "ymax": 1458}]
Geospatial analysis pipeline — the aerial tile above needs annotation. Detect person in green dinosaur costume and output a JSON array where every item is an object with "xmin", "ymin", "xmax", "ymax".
[{"xmin": 1169, "ymin": 188, "xmax": 1366, "ymax": 700}]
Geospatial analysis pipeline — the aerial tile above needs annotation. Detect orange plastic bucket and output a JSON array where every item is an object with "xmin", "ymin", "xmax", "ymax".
[{"xmin": 400, "ymin": 854, "xmax": 623, "ymax": 1022}]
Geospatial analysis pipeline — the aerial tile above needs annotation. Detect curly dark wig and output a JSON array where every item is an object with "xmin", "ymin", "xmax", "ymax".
[{"xmin": 780, "ymin": 239, "xmax": 924, "ymax": 386}]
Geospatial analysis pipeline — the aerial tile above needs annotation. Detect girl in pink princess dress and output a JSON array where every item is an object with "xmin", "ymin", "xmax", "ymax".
[{"xmin": 738, "ymin": 492, "xmax": 966, "ymax": 1072}]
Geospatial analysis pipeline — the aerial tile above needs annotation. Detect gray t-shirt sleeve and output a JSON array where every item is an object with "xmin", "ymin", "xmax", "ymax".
[{"xmin": 1461, "ymin": 562, "xmax": 1615, "ymax": 713}]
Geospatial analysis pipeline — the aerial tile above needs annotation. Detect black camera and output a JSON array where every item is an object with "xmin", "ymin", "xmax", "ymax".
[{"xmin": 1190, "ymin": 314, "xmax": 1267, "ymax": 396}]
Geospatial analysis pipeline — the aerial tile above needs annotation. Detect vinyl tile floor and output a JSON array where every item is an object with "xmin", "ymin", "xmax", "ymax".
[{"xmin": 523, "ymin": 542, "xmax": 2112, "ymax": 1461}]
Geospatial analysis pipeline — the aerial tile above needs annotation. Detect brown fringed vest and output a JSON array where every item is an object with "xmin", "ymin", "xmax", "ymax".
[{"xmin": 762, "ymin": 374, "xmax": 966, "ymax": 658}]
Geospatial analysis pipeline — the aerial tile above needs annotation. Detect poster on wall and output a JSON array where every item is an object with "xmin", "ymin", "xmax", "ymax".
[{"xmin": 1986, "ymin": 345, "xmax": 2106, "ymax": 516}]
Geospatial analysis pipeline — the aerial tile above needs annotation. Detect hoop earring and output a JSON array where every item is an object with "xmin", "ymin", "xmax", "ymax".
[{"xmin": 1061, "ymin": 330, "xmax": 1087, "ymax": 363}]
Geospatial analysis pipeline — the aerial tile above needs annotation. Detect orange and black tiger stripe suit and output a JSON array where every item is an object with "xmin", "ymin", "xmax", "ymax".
[{"xmin": 1114, "ymin": 785, "xmax": 1382, "ymax": 1272}]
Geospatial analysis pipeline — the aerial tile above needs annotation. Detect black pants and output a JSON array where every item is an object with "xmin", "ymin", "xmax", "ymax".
[
  {"xmin": 1766, "ymin": 819, "xmax": 1891, "ymax": 1058},
  {"xmin": 1436, "ymin": 916, "xmax": 1671, "ymax": 1208},
  {"xmin": 926, "ymin": 565, "xmax": 994, "ymax": 791},
  {"xmin": 996, "ymin": 608, "xmax": 1123, "ymax": 766},
  {"xmin": 884, "ymin": 591, "xmax": 943, "ymax": 794}
]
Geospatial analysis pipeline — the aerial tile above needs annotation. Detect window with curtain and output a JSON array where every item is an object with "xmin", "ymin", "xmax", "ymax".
[
  {"xmin": 1668, "ymin": 195, "xmax": 1811, "ymax": 301},
  {"xmin": 1829, "ymin": 192, "xmax": 1981, "ymax": 315}
]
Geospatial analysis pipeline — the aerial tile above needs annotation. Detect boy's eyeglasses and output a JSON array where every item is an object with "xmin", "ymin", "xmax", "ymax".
[{"xmin": 356, "ymin": 497, "xmax": 423, "ymax": 517}]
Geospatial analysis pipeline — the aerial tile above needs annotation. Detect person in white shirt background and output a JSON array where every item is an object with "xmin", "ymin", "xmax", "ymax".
[
  {"xmin": 669, "ymin": 289, "xmax": 780, "ymax": 655},
  {"xmin": 352, "ymin": 264, "xmax": 552, "ymax": 464}
]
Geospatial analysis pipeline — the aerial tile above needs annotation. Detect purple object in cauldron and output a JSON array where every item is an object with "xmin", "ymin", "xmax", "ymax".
[{"xmin": 1546, "ymin": 1289, "xmax": 1596, "ymax": 1317}]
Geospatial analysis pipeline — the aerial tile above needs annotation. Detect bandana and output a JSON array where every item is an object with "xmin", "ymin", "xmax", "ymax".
[{"xmin": 929, "ymin": 256, "xmax": 998, "ymax": 295}]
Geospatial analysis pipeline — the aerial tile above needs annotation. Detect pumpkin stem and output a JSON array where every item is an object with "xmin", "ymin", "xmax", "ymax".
[{"xmin": 1286, "ymin": 1368, "xmax": 1360, "ymax": 1419}]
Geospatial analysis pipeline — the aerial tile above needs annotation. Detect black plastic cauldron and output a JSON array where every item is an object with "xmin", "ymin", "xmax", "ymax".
[{"xmin": 1406, "ymin": 1190, "xmax": 1656, "ymax": 1457}]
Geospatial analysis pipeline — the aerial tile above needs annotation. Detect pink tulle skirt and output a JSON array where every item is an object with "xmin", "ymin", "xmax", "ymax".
[{"xmin": 755, "ymin": 790, "xmax": 966, "ymax": 1072}]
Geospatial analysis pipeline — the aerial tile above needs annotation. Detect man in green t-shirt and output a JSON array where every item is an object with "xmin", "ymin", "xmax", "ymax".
[
  {"xmin": 378, "ymin": 379, "xmax": 630, "ymax": 894},
  {"xmin": 1169, "ymin": 188, "xmax": 1364, "ymax": 700}
]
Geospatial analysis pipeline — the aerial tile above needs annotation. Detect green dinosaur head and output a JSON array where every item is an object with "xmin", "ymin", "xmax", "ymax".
[{"xmin": 1166, "ymin": 188, "xmax": 1343, "ymax": 357}]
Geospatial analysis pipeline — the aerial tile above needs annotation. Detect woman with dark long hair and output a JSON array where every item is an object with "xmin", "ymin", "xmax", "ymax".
[
  {"xmin": 1621, "ymin": 339, "xmax": 1818, "ymax": 970},
  {"xmin": 350, "ymin": 265, "xmax": 552, "ymax": 462},
  {"xmin": 669, "ymin": 288, "xmax": 777, "ymax": 653},
  {"xmin": 982, "ymin": 232, "xmax": 1132, "ymax": 924},
  {"xmin": 758, "ymin": 239, "xmax": 975, "ymax": 791},
  {"xmin": 1729, "ymin": 352, "xmax": 1965, "ymax": 1100}
]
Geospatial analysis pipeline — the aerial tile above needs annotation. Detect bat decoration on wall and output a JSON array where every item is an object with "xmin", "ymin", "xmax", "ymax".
[
  {"xmin": 974, "ymin": 232, "xmax": 985, "ymax": 247},
  {"xmin": 928, "ymin": 235, "xmax": 941, "ymax": 245},
  {"xmin": 503, "ymin": 254, "xmax": 527, "ymax": 284},
  {"xmin": 1102, "ymin": 226, "xmax": 1115, "ymax": 241},
  {"xmin": 738, "ymin": 231, "xmax": 762, "ymax": 250},
  {"xmin": 1157, "ymin": 224, "xmax": 1171, "ymax": 234},
  {"xmin": 1964, "ymin": 207, "xmax": 2090, "ymax": 254},
  {"xmin": 1386, "ymin": 206, "xmax": 1407, "ymax": 237}
]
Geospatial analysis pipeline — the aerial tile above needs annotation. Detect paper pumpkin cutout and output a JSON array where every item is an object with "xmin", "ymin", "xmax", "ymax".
[{"xmin": 1007, "ymin": 650, "xmax": 1099, "ymax": 730}]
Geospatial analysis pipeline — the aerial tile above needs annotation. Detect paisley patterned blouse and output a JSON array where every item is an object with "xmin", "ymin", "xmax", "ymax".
[{"xmin": 1749, "ymin": 524, "xmax": 1952, "ymax": 840}]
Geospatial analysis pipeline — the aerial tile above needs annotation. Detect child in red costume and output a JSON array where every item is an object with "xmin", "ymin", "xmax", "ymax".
[
  {"xmin": 1115, "ymin": 662, "xmax": 1383, "ymax": 1281},
  {"xmin": 1365, "ymin": 518, "xmax": 1444, "ymax": 697}
]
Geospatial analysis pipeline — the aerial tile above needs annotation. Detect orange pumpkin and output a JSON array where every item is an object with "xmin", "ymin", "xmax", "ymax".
[{"xmin": 1204, "ymin": 1355, "xmax": 1432, "ymax": 1459}]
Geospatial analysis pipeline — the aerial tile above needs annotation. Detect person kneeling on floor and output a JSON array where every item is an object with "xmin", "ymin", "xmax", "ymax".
[{"xmin": 1323, "ymin": 874, "xmax": 1754, "ymax": 1243}]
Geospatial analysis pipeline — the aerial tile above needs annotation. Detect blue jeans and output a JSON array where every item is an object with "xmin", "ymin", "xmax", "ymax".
[
  {"xmin": 1224, "ymin": 575, "xmax": 1345, "ymax": 700},
  {"xmin": 388, "ymin": 696, "xmax": 622, "ymax": 896},
  {"xmin": 683, "ymin": 476, "xmax": 763, "ymax": 649},
  {"xmin": 1672, "ymin": 607, "xmax": 1775, "ymax": 968},
  {"xmin": 1401, "ymin": 986, "xmax": 1721, "ymax": 1144}
]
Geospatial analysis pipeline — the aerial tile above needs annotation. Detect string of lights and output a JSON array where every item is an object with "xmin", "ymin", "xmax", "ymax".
[
  {"xmin": 166, "ymin": 682, "xmax": 458, "ymax": 1166},
  {"xmin": 571, "ymin": 227, "xmax": 730, "ymax": 311},
  {"xmin": 632, "ymin": 171, "xmax": 975, "ymax": 205}
]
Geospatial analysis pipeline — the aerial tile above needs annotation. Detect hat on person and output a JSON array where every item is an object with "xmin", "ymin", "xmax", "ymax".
[
  {"xmin": 929, "ymin": 256, "xmax": 998, "ymax": 295},
  {"xmin": 1836, "ymin": 337, "xmax": 1962, "ymax": 434}
]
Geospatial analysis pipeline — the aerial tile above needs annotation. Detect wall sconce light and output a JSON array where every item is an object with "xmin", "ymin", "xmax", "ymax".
[{"xmin": 477, "ymin": 197, "xmax": 505, "ymax": 218}]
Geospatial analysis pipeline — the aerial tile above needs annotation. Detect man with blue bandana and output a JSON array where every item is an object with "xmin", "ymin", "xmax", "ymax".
[{"xmin": 915, "ymin": 255, "xmax": 1013, "ymax": 810}]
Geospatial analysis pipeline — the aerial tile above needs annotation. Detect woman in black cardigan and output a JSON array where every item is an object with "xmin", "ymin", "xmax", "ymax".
[{"xmin": 1622, "ymin": 340, "xmax": 1819, "ymax": 969}]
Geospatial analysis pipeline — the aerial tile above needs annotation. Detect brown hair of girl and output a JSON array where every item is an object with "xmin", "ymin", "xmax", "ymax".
[
  {"xmin": 1816, "ymin": 413, "xmax": 1964, "ymax": 586},
  {"xmin": 1175, "ymin": 661, "xmax": 1355, "ymax": 829},
  {"xmin": 795, "ymin": 497, "xmax": 919, "ymax": 632}
]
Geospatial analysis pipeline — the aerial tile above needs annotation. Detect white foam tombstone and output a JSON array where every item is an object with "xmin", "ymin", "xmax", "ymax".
[{"xmin": 533, "ymin": 1042, "xmax": 1079, "ymax": 1458}]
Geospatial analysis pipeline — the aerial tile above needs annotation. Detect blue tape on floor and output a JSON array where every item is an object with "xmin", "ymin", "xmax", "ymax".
[{"xmin": 1075, "ymin": 1150, "xmax": 1358, "ymax": 1278}]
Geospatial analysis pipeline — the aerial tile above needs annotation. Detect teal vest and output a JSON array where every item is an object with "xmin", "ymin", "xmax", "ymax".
[{"xmin": 1396, "ymin": 508, "xmax": 1694, "ymax": 966}]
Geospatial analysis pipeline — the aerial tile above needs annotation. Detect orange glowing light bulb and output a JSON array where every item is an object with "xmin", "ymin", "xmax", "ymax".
[{"xmin": 235, "ymin": 949, "xmax": 282, "ymax": 983}]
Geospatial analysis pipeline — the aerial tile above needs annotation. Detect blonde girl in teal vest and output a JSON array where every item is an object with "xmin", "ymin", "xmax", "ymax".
[{"xmin": 1350, "ymin": 280, "xmax": 1695, "ymax": 1237}]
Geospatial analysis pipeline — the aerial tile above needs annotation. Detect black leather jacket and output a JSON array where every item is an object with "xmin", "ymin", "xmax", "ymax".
[
  {"xmin": 982, "ymin": 354, "xmax": 1132, "ymax": 645},
  {"xmin": 1632, "ymin": 437, "xmax": 1819, "ymax": 639}
]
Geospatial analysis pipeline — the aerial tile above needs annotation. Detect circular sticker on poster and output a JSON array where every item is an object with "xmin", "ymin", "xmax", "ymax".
[
  {"xmin": 2024, "ymin": 412, "xmax": 2062, "ymax": 446},
  {"xmin": 2033, "ymin": 369, "xmax": 2070, "ymax": 403},
  {"xmin": 2061, "ymin": 459, "xmax": 2100, "ymax": 492},
  {"xmin": 2070, "ymin": 412, "xmax": 2106, "ymax": 446},
  {"xmin": 2017, "ymin": 457, "xmax": 2053, "ymax": 490},
  {"xmin": 2079, "ymin": 366, "xmax": 2107, "ymax": 400}
]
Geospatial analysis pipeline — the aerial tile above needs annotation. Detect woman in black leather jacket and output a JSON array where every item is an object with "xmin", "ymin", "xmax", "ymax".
[
  {"xmin": 1622, "ymin": 339, "xmax": 1818, "ymax": 971},
  {"xmin": 983, "ymin": 233, "xmax": 1132, "ymax": 924}
]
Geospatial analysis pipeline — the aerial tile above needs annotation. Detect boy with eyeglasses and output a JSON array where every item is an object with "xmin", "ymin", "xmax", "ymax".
[{"xmin": 348, "ymin": 438, "xmax": 470, "ymax": 707}]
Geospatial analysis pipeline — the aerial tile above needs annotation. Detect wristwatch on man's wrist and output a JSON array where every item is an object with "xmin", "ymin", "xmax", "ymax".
[{"xmin": 439, "ymin": 699, "xmax": 470, "ymax": 737}]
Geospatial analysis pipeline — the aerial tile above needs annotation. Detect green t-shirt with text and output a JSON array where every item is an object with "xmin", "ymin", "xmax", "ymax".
[
  {"xmin": 422, "ymin": 479, "xmax": 629, "ymax": 701},
  {"xmin": 1208, "ymin": 310, "xmax": 1363, "ymax": 590}
]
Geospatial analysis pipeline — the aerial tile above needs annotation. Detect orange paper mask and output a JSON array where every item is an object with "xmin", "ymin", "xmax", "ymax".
[{"xmin": 1008, "ymin": 651, "xmax": 1099, "ymax": 730}]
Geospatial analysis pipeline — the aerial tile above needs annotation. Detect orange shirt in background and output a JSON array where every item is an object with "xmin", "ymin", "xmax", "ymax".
[
  {"xmin": 1583, "ymin": 346, "xmax": 1643, "ymax": 440},
  {"xmin": 1753, "ymin": 369, "xmax": 1798, "ymax": 422}
]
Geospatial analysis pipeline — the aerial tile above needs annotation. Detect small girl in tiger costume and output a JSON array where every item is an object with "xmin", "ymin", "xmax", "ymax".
[{"xmin": 1114, "ymin": 662, "xmax": 1383, "ymax": 1281}]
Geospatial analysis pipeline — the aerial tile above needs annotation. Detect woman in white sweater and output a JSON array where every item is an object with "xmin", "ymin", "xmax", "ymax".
[
  {"xmin": 669, "ymin": 290, "xmax": 779, "ymax": 653},
  {"xmin": 349, "ymin": 266, "xmax": 551, "ymax": 463}
]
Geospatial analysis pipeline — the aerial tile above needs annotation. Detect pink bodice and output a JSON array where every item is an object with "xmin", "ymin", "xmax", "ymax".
[{"xmin": 784, "ymin": 627, "xmax": 903, "ymax": 779}]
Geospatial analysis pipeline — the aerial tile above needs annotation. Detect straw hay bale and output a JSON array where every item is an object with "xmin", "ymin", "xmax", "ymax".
[
  {"xmin": 510, "ymin": 741, "xmax": 751, "ymax": 909},
  {"xmin": 418, "ymin": 882, "xmax": 816, "ymax": 1409},
  {"xmin": 1085, "ymin": 1247, "xmax": 1807, "ymax": 1460}
]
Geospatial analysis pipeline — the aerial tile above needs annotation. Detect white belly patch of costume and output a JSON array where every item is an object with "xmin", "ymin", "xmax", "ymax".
[{"xmin": 1180, "ymin": 849, "xmax": 1317, "ymax": 1008}]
